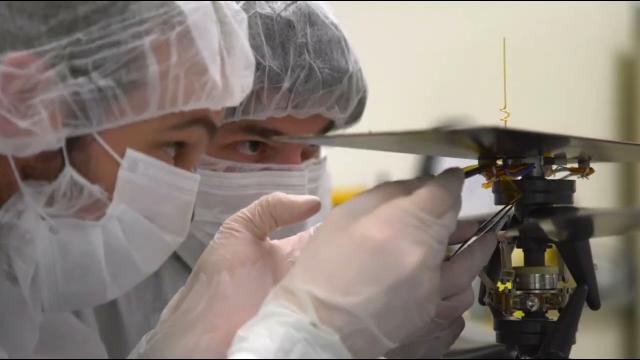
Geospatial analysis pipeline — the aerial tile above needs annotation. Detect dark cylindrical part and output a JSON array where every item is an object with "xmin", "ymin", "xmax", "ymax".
[
  {"xmin": 493, "ymin": 178, "xmax": 575, "ymax": 206},
  {"xmin": 524, "ymin": 247, "xmax": 546, "ymax": 267}
]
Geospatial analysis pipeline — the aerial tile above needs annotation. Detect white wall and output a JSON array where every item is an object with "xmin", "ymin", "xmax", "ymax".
[{"xmin": 327, "ymin": 1, "xmax": 635, "ymax": 358}]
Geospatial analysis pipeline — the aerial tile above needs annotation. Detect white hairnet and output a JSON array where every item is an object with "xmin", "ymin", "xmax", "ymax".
[
  {"xmin": 0, "ymin": 1, "xmax": 255, "ymax": 157},
  {"xmin": 223, "ymin": 1, "xmax": 367, "ymax": 129}
]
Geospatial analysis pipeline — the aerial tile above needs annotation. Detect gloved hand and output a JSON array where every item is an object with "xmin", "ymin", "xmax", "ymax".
[
  {"xmin": 230, "ymin": 168, "xmax": 492, "ymax": 359},
  {"xmin": 386, "ymin": 221, "xmax": 497, "ymax": 359},
  {"xmin": 129, "ymin": 192, "xmax": 322, "ymax": 359}
]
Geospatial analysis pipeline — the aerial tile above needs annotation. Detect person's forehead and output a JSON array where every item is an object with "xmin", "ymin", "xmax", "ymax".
[
  {"xmin": 222, "ymin": 115, "xmax": 331, "ymax": 135},
  {"xmin": 106, "ymin": 108, "xmax": 220, "ymax": 137}
]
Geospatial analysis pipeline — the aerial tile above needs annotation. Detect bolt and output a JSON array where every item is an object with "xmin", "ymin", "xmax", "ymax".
[{"xmin": 525, "ymin": 296, "xmax": 540, "ymax": 312}]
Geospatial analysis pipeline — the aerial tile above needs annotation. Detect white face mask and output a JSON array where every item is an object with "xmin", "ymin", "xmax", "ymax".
[
  {"xmin": 0, "ymin": 141, "xmax": 200, "ymax": 314},
  {"xmin": 177, "ymin": 155, "xmax": 332, "ymax": 267}
]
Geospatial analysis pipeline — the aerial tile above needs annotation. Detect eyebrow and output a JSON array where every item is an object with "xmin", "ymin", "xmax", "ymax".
[
  {"xmin": 236, "ymin": 124, "xmax": 286, "ymax": 140},
  {"xmin": 169, "ymin": 117, "xmax": 217, "ymax": 139},
  {"xmin": 237, "ymin": 121, "xmax": 335, "ymax": 140}
]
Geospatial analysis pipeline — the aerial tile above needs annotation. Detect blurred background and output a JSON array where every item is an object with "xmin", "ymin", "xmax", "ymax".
[{"xmin": 325, "ymin": 1, "xmax": 640, "ymax": 358}]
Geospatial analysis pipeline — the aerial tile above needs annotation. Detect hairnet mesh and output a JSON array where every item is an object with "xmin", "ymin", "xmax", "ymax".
[
  {"xmin": 0, "ymin": 1, "xmax": 255, "ymax": 157},
  {"xmin": 223, "ymin": 1, "xmax": 367, "ymax": 129}
]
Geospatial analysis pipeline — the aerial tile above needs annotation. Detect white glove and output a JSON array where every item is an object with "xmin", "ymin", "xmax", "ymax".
[
  {"xmin": 231, "ymin": 169, "xmax": 486, "ymax": 358},
  {"xmin": 386, "ymin": 221, "xmax": 497, "ymax": 359},
  {"xmin": 129, "ymin": 192, "xmax": 322, "ymax": 359}
]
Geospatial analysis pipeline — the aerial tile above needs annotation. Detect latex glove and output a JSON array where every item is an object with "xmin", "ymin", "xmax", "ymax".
[
  {"xmin": 386, "ymin": 221, "xmax": 498, "ymax": 359},
  {"xmin": 230, "ymin": 169, "xmax": 471, "ymax": 359},
  {"xmin": 129, "ymin": 192, "xmax": 321, "ymax": 359}
]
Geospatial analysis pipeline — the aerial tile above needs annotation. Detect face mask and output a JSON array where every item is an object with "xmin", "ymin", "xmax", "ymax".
[
  {"xmin": 0, "ymin": 138, "xmax": 200, "ymax": 313},
  {"xmin": 177, "ymin": 155, "xmax": 332, "ymax": 268}
]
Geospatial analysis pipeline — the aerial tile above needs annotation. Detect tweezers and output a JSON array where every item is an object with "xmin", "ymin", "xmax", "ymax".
[{"xmin": 447, "ymin": 197, "xmax": 518, "ymax": 260}]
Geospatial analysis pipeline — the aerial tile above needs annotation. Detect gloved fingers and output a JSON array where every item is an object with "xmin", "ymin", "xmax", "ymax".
[
  {"xmin": 336, "ymin": 170, "xmax": 464, "ymax": 280},
  {"xmin": 270, "ymin": 226, "xmax": 318, "ymax": 280},
  {"xmin": 156, "ymin": 286, "xmax": 188, "ymax": 324},
  {"xmin": 398, "ymin": 287, "xmax": 473, "ymax": 346},
  {"xmin": 448, "ymin": 220, "xmax": 480, "ymax": 245},
  {"xmin": 275, "ymin": 224, "xmax": 318, "ymax": 257},
  {"xmin": 385, "ymin": 316, "xmax": 466, "ymax": 359},
  {"xmin": 432, "ymin": 287, "xmax": 475, "ymax": 327},
  {"xmin": 421, "ymin": 316, "xmax": 466, "ymax": 359},
  {"xmin": 319, "ymin": 169, "xmax": 460, "ymax": 237},
  {"xmin": 326, "ymin": 177, "xmax": 431, "ymax": 228},
  {"xmin": 363, "ymin": 169, "xmax": 463, "ymax": 251},
  {"xmin": 216, "ymin": 192, "xmax": 321, "ymax": 242},
  {"xmin": 408, "ymin": 168, "xmax": 464, "ymax": 219},
  {"xmin": 440, "ymin": 232, "xmax": 497, "ymax": 298}
]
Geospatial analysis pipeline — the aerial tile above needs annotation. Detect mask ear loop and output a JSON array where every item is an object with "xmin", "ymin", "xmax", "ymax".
[
  {"xmin": 61, "ymin": 142, "xmax": 72, "ymax": 170},
  {"xmin": 7, "ymin": 156, "xmax": 56, "ymax": 228},
  {"xmin": 7, "ymin": 135, "xmax": 125, "ymax": 228},
  {"xmin": 60, "ymin": 140, "xmax": 112, "ymax": 215},
  {"xmin": 92, "ymin": 133, "xmax": 123, "ymax": 166}
]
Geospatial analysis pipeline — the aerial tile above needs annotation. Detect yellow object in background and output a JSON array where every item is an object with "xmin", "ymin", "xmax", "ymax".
[{"xmin": 332, "ymin": 186, "xmax": 368, "ymax": 206}]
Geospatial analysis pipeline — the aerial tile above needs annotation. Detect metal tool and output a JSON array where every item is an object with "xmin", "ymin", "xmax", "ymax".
[{"xmin": 448, "ymin": 197, "xmax": 518, "ymax": 260}]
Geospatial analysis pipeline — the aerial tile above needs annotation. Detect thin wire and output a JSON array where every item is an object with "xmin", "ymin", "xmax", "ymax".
[{"xmin": 499, "ymin": 37, "xmax": 511, "ymax": 128}]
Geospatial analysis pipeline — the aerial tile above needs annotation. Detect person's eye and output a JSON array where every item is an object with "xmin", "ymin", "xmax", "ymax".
[{"xmin": 236, "ymin": 140, "xmax": 265, "ymax": 156}]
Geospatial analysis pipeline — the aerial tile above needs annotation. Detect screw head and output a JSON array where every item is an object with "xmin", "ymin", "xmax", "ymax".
[{"xmin": 525, "ymin": 296, "xmax": 540, "ymax": 312}]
